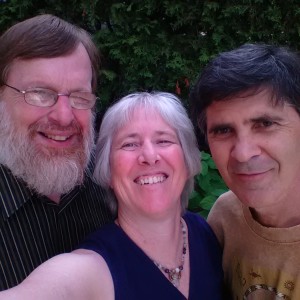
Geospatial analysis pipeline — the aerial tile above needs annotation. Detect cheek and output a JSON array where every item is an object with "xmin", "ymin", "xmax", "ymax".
[
  {"xmin": 74, "ymin": 110, "xmax": 93, "ymax": 132},
  {"xmin": 109, "ymin": 154, "xmax": 132, "ymax": 188},
  {"xmin": 210, "ymin": 145, "xmax": 229, "ymax": 171},
  {"xmin": 172, "ymin": 149, "xmax": 189, "ymax": 179},
  {"xmin": 9, "ymin": 105, "xmax": 46, "ymax": 129},
  {"xmin": 4, "ymin": 98, "xmax": 23, "ymax": 122},
  {"xmin": 109, "ymin": 170, "xmax": 134, "ymax": 204},
  {"xmin": 179, "ymin": 157, "xmax": 189, "ymax": 179}
]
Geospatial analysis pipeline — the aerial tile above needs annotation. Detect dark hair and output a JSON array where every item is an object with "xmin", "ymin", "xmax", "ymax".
[
  {"xmin": 0, "ymin": 14, "xmax": 100, "ymax": 91},
  {"xmin": 190, "ymin": 43, "xmax": 300, "ymax": 133}
]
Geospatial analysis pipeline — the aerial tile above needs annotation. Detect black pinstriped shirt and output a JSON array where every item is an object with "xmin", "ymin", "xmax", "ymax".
[{"xmin": 0, "ymin": 164, "xmax": 113, "ymax": 290}]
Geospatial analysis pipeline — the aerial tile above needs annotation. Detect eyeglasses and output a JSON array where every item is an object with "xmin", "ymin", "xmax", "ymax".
[{"xmin": 4, "ymin": 83, "xmax": 97, "ymax": 109}]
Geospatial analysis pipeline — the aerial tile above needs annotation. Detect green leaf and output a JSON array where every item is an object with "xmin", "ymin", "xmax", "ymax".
[
  {"xmin": 211, "ymin": 188, "xmax": 228, "ymax": 197},
  {"xmin": 199, "ymin": 195, "xmax": 216, "ymax": 210},
  {"xmin": 200, "ymin": 151, "xmax": 211, "ymax": 160},
  {"xmin": 101, "ymin": 69, "xmax": 117, "ymax": 81},
  {"xmin": 201, "ymin": 161, "xmax": 208, "ymax": 176}
]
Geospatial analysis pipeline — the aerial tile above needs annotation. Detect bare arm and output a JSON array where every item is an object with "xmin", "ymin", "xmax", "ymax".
[{"xmin": 0, "ymin": 250, "xmax": 114, "ymax": 300}]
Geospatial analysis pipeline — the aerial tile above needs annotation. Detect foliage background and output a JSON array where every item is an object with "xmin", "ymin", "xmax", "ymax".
[
  {"xmin": 2, "ymin": 1, "xmax": 300, "ymax": 111},
  {"xmin": 1, "ymin": 0, "xmax": 300, "ymax": 215}
]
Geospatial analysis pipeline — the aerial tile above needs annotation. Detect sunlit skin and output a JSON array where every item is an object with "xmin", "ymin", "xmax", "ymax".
[
  {"xmin": 1, "ymin": 43, "xmax": 93, "ymax": 155},
  {"xmin": 0, "ymin": 106, "xmax": 191, "ymax": 299},
  {"xmin": 108, "ymin": 107, "xmax": 190, "ymax": 297},
  {"xmin": 110, "ymin": 107, "xmax": 188, "ymax": 222},
  {"xmin": 206, "ymin": 88, "xmax": 300, "ymax": 227}
]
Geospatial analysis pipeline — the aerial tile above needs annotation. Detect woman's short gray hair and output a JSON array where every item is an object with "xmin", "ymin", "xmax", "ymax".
[{"xmin": 93, "ymin": 92, "xmax": 201, "ymax": 216}]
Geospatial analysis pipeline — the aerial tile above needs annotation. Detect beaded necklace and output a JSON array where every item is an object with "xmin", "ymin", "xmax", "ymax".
[{"xmin": 152, "ymin": 219, "xmax": 187, "ymax": 288}]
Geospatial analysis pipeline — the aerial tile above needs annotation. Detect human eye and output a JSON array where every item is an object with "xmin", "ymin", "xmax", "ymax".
[
  {"xmin": 27, "ymin": 88, "xmax": 49, "ymax": 97},
  {"xmin": 157, "ymin": 139, "xmax": 174, "ymax": 146},
  {"xmin": 253, "ymin": 118, "xmax": 276, "ymax": 129},
  {"xmin": 25, "ymin": 88, "xmax": 55, "ymax": 106},
  {"xmin": 209, "ymin": 125, "xmax": 233, "ymax": 137},
  {"xmin": 120, "ymin": 141, "xmax": 138, "ymax": 151},
  {"xmin": 156, "ymin": 132, "xmax": 179, "ymax": 146},
  {"xmin": 70, "ymin": 92, "xmax": 95, "ymax": 109}
]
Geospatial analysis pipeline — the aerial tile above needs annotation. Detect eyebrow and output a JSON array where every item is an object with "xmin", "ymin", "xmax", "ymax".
[
  {"xmin": 207, "ymin": 113, "xmax": 285, "ymax": 134},
  {"xmin": 118, "ymin": 130, "xmax": 177, "ymax": 139},
  {"xmin": 207, "ymin": 123, "xmax": 232, "ymax": 134},
  {"xmin": 249, "ymin": 113, "xmax": 284, "ymax": 123}
]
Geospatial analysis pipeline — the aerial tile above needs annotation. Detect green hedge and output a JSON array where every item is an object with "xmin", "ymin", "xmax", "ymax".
[
  {"xmin": 1, "ymin": 0, "xmax": 300, "ymax": 110},
  {"xmin": 189, "ymin": 151, "xmax": 228, "ymax": 218}
]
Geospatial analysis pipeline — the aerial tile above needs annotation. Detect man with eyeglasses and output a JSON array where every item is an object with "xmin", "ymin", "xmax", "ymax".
[{"xmin": 0, "ymin": 14, "xmax": 112, "ymax": 290}]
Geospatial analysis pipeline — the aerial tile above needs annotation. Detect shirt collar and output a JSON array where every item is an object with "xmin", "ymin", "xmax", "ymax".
[{"xmin": 0, "ymin": 160, "xmax": 95, "ymax": 219}]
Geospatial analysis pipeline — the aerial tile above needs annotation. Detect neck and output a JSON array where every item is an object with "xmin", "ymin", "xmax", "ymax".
[
  {"xmin": 116, "ymin": 214, "xmax": 190, "ymax": 297},
  {"xmin": 118, "ymin": 215, "xmax": 185, "ymax": 269},
  {"xmin": 251, "ymin": 207, "xmax": 300, "ymax": 228},
  {"xmin": 117, "ymin": 214, "xmax": 182, "ymax": 262},
  {"xmin": 152, "ymin": 219, "xmax": 187, "ymax": 288}
]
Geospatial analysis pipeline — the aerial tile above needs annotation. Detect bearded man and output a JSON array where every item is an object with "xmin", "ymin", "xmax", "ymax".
[{"xmin": 0, "ymin": 14, "xmax": 112, "ymax": 290}]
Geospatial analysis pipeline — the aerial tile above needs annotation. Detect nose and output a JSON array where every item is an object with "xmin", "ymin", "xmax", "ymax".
[
  {"xmin": 230, "ymin": 136, "xmax": 261, "ymax": 162},
  {"xmin": 48, "ymin": 95, "xmax": 75, "ymax": 126},
  {"xmin": 138, "ymin": 142, "xmax": 160, "ymax": 165}
]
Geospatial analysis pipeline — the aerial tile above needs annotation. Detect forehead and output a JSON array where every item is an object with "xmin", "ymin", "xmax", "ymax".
[
  {"xmin": 120, "ymin": 106, "xmax": 166, "ymax": 125},
  {"xmin": 6, "ymin": 44, "xmax": 92, "ymax": 90},
  {"xmin": 133, "ymin": 106, "xmax": 162, "ymax": 119},
  {"xmin": 114, "ymin": 106, "xmax": 176, "ymax": 136},
  {"xmin": 206, "ymin": 89, "xmax": 289, "ymax": 123}
]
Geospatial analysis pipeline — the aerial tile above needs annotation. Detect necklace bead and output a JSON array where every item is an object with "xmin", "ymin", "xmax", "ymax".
[{"xmin": 152, "ymin": 219, "xmax": 187, "ymax": 288}]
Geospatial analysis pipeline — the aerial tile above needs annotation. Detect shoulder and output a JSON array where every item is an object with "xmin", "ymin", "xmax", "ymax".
[
  {"xmin": 79, "ymin": 223, "xmax": 122, "ymax": 256},
  {"xmin": 207, "ymin": 190, "xmax": 243, "ymax": 246},
  {"xmin": 216, "ymin": 189, "xmax": 240, "ymax": 205},
  {"xmin": 72, "ymin": 250, "xmax": 113, "ymax": 282},
  {"xmin": 208, "ymin": 190, "xmax": 241, "ymax": 220},
  {"xmin": 184, "ymin": 212, "xmax": 223, "ymax": 267},
  {"xmin": 184, "ymin": 211, "xmax": 219, "ymax": 244},
  {"xmin": 184, "ymin": 210, "xmax": 209, "ymax": 228}
]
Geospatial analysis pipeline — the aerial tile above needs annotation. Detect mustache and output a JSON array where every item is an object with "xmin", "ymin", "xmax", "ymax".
[
  {"xmin": 229, "ymin": 158, "xmax": 274, "ymax": 174},
  {"xmin": 28, "ymin": 120, "xmax": 82, "ymax": 135}
]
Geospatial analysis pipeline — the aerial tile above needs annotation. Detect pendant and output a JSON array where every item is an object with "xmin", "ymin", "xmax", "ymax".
[{"xmin": 168, "ymin": 269, "xmax": 182, "ymax": 287}]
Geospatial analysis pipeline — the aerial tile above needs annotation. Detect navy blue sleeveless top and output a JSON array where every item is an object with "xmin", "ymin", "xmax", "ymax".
[{"xmin": 79, "ymin": 211, "xmax": 224, "ymax": 299}]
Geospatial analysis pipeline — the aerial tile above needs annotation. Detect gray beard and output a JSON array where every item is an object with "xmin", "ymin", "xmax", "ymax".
[{"xmin": 0, "ymin": 101, "xmax": 95, "ymax": 196}]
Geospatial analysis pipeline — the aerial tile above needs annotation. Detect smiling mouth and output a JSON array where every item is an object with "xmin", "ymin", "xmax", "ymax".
[
  {"xmin": 237, "ymin": 170, "xmax": 270, "ymax": 176},
  {"xmin": 40, "ymin": 133, "xmax": 72, "ymax": 141},
  {"xmin": 135, "ymin": 175, "xmax": 167, "ymax": 185}
]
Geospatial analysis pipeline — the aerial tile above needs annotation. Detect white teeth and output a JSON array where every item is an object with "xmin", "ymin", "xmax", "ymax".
[
  {"xmin": 46, "ymin": 135, "xmax": 69, "ymax": 141},
  {"xmin": 137, "ymin": 175, "xmax": 166, "ymax": 185}
]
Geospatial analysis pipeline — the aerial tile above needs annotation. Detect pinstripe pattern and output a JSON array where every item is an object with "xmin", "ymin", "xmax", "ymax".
[{"xmin": 0, "ymin": 164, "xmax": 113, "ymax": 290}]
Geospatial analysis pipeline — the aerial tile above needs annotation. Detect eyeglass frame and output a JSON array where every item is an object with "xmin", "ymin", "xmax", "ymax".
[{"xmin": 3, "ymin": 83, "xmax": 97, "ymax": 110}]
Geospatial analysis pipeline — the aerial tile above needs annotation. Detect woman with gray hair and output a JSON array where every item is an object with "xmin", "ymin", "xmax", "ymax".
[{"xmin": 0, "ymin": 92, "xmax": 224, "ymax": 299}]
